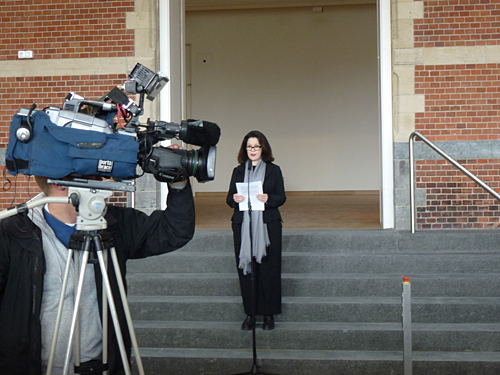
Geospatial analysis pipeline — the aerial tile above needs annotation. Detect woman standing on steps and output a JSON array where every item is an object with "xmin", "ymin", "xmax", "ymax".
[{"xmin": 226, "ymin": 130, "xmax": 286, "ymax": 330}]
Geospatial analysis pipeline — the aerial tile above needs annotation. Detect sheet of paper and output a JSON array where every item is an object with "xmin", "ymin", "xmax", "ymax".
[{"xmin": 236, "ymin": 181, "xmax": 265, "ymax": 211}]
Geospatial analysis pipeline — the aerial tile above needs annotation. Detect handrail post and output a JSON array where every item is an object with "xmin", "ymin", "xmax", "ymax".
[
  {"xmin": 402, "ymin": 276, "xmax": 412, "ymax": 375},
  {"xmin": 409, "ymin": 134, "xmax": 416, "ymax": 233}
]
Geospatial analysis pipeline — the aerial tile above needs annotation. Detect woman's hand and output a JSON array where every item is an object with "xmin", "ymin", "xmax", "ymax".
[
  {"xmin": 233, "ymin": 194, "xmax": 245, "ymax": 203},
  {"xmin": 256, "ymin": 194, "xmax": 268, "ymax": 203}
]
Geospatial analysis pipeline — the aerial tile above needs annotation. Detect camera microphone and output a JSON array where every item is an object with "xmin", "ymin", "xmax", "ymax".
[
  {"xmin": 151, "ymin": 119, "xmax": 221, "ymax": 147},
  {"xmin": 180, "ymin": 120, "xmax": 221, "ymax": 147}
]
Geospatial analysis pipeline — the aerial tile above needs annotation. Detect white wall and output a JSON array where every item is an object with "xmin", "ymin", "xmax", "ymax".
[{"xmin": 185, "ymin": 5, "xmax": 379, "ymax": 193}]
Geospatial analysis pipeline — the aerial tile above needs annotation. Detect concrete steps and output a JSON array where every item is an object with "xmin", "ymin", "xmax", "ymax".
[
  {"xmin": 132, "ymin": 321, "xmax": 500, "ymax": 352},
  {"xmin": 127, "ymin": 229, "xmax": 500, "ymax": 374},
  {"xmin": 128, "ymin": 272, "xmax": 500, "ymax": 297},
  {"xmin": 128, "ymin": 252, "xmax": 500, "ymax": 274},
  {"xmin": 133, "ymin": 349, "xmax": 500, "ymax": 375},
  {"xmin": 128, "ymin": 295, "xmax": 500, "ymax": 323}
]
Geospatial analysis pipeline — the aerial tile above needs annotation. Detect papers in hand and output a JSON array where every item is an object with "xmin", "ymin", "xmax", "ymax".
[{"xmin": 236, "ymin": 181, "xmax": 264, "ymax": 211}]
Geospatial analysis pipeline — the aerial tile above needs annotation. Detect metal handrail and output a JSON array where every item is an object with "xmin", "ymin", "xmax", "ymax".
[{"xmin": 409, "ymin": 131, "xmax": 500, "ymax": 233}]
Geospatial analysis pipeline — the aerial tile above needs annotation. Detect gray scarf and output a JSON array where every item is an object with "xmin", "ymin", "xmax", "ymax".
[{"xmin": 239, "ymin": 159, "xmax": 270, "ymax": 275}]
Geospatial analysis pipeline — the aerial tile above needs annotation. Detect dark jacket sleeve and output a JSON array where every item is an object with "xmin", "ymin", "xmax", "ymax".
[
  {"xmin": 265, "ymin": 164, "xmax": 286, "ymax": 209},
  {"xmin": 0, "ymin": 216, "xmax": 45, "ymax": 373},
  {"xmin": 107, "ymin": 180, "xmax": 196, "ymax": 260}
]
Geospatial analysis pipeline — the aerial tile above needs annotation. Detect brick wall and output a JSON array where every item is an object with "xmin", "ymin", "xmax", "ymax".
[
  {"xmin": 0, "ymin": 1, "xmax": 135, "ymax": 211},
  {"xmin": 412, "ymin": 0, "xmax": 500, "ymax": 229},
  {"xmin": 415, "ymin": 158, "xmax": 500, "ymax": 229},
  {"xmin": 415, "ymin": 63, "xmax": 500, "ymax": 141},
  {"xmin": 414, "ymin": 0, "xmax": 500, "ymax": 48},
  {"xmin": 0, "ymin": 175, "xmax": 42, "ymax": 209},
  {"xmin": 0, "ymin": 0, "xmax": 135, "ymax": 61}
]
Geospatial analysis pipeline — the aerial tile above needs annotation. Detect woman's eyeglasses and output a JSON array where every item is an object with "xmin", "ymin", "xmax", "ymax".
[{"xmin": 246, "ymin": 145, "xmax": 262, "ymax": 151}]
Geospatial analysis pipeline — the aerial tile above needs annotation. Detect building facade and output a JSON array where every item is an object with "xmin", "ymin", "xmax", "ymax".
[
  {"xmin": 0, "ymin": 0, "xmax": 499, "ymax": 229},
  {"xmin": 392, "ymin": 0, "xmax": 500, "ymax": 229}
]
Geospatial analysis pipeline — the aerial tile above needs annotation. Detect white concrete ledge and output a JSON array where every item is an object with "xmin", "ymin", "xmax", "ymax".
[
  {"xmin": 395, "ymin": 46, "xmax": 500, "ymax": 65},
  {"xmin": 0, "ymin": 57, "xmax": 155, "ymax": 78}
]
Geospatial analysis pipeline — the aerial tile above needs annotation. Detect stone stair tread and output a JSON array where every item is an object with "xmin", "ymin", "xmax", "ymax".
[
  {"xmin": 133, "ymin": 320, "xmax": 500, "ymax": 332},
  {"xmin": 128, "ymin": 252, "xmax": 500, "ymax": 274},
  {"xmin": 180, "ymin": 229, "xmax": 500, "ymax": 253},
  {"xmin": 128, "ymin": 295, "xmax": 500, "ymax": 304},
  {"xmin": 151, "ymin": 251, "xmax": 500, "ymax": 256},
  {"xmin": 136, "ymin": 348, "xmax": 500, "ymax": 362},
  {"xmin": 127, "ymin": 272, "xmax": 238, "ymax": 279},
  {"xmin": 127, "ymin": 272, "xmax": 500, "ymax": 279},
  {"xmin": 137, "ymin": 348, "xmax": 403, "ymax": 360}
]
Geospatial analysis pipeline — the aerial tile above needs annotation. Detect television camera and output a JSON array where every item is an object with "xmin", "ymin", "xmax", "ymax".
[{"xmin": 5, "ymin": 62, "xmax": 220, "ymax": 185}]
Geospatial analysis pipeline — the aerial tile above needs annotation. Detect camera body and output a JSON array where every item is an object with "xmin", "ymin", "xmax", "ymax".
[{"xmin": 6, "ymin": 110, "xmax": 139, "ymax": 180}]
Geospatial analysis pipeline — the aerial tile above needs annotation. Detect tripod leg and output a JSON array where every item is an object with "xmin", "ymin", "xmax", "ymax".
[
  {"xmin": 46, "ymin": 249, "xmax": 74, "ymax": 375},
  {"xmin": 74, "ymin": 250, "xmax": 81, "ymax": 368},
  {"xmin": 63, "ymin": 249, "xmax": 91, "ymax": 375},
  {"xmin": 95, "ymin": 245, "xmax": 132, "ymax": 375},
  {"xmin": 102, "ymin": 248, "xmax": 109, "ymax": 375},
  {"xmin": 110, "ymin": 247, "xmax": 145, "ymax": 375}
]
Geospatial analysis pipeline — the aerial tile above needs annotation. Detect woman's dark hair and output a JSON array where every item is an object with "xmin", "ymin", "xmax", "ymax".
[{"xmin": 237, "ymin": 130, "xmax": 275, "ymax": 164}]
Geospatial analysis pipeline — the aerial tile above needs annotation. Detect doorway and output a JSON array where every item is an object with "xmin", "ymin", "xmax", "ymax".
[{"xmin": 183, "ymin": 3, "xmax": 386, "ymax": 229}]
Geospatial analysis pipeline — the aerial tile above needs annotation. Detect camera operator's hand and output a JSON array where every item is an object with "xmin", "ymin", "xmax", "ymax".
[
  {"xmin": 167, "ymin": 144, "xmax": 182, "ymax": 150},
  {"xmin": 167, "ymin": 144, "xmax": 188, "ymax": 188}
]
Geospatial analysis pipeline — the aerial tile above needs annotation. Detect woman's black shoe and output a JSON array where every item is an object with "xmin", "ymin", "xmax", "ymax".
[
  {"xmin": 263, "ymin": 315, "xmax": 275, "ymax": 330},
  {"xmin": 241, "ymin": 315, "xmax": 253, "ymax": 330}
]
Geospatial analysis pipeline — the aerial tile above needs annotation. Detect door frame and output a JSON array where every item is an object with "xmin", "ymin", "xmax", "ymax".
[{"xmin": 159, "ymin": 0, "xmax": 395, "ymax": 227}]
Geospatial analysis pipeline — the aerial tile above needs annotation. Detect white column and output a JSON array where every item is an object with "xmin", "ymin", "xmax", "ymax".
[
  {"xmin": 159, "ymin": 0, "xmax": 186, "ymax": 209},
  {"xmin": 378, "ymin": 0, "xmax": 394, "ymax": 228}
]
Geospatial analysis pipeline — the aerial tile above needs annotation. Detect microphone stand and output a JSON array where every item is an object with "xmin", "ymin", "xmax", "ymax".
[{"xmin": 231, "ymin": 161, "xmax": 277, "ymax": 375}]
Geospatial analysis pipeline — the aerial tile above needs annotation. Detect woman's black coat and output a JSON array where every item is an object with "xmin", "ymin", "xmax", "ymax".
[
  {"xmin": 226, "ymin": 162, "xmax": 286, "ymax": 316},
  {"xmin": 226, "ymin": 162, "xmax": 286, "ymax": 223}
]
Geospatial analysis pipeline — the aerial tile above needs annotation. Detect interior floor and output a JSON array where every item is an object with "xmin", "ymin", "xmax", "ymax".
[{"xmin": 193, "ymin": 191, "xmax": 381, "ymax": 230}]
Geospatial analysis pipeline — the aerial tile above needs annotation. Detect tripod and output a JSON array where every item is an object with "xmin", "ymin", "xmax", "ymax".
[
  {"xmin": 231, "ymin": 167, "xmax": 277, "ymax": 375},
  {"xmin": 41, "ymin": 179, "xmax": 144, "ymax": 375}
]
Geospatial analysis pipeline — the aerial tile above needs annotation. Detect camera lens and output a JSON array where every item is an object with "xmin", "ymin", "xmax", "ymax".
[
  {"xmin": 182, "ymin": 146, "xmax": 216, "ymax": 183},
  {"xmin": 142, "ymin": 146, "xmax": 217, "ymax": 183}
]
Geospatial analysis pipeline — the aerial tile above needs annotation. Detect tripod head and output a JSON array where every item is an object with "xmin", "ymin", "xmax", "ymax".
[
  {"xmin": 0, "ymin": 178, "xmax": 135, "ymax": 232},
  {"xmin": 47, "ymin": 178, "xmax": 135, "ymax": 231}
]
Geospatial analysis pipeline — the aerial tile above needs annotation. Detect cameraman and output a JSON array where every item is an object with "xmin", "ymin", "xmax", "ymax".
[{"xmin": 0, "ymin": 148, "xmax": 195, "ymax": 375}]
